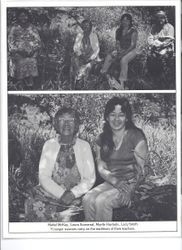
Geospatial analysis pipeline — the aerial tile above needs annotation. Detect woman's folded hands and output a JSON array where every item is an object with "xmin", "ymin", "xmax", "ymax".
[{"xmin": 59, "ymin": 190, "xmax": 75, "ymax": 205}]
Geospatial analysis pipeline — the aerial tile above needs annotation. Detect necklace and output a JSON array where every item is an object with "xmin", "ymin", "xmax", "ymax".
[{"xmin": 113, "ymin": 130, "xmax": 127, "ymax": 150}]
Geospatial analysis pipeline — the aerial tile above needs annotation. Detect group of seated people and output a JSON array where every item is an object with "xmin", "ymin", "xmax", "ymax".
[
  {"xmin": 8, "ymin": 9, "xmax": 175, "ymax": 90},
  {"xmin": 25, "ymin": 96, "xmax": 148, "ymax": 222}
]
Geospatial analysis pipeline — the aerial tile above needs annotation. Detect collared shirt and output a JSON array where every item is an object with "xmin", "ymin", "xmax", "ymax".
[
  {"xmin": 148, "ymin": 23, "xmax": 174, "ymax": 47},
  {"xmin": 39, "ymin": 137, "xmax": 96, "ymax": 199},
  {"xmin": 73, "ymin": 30, "xmax": 100, "ymax": 61}
]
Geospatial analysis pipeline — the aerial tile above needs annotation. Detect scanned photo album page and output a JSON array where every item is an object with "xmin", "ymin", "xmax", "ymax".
[{"xmin": 1, "ymin": 0, "xmax": 181, "ymax": 239}]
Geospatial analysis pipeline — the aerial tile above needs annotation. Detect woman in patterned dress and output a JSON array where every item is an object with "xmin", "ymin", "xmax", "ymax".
[
  {"xmin": 8, "ymin": 9, "xmax": 41, "ymax": 89},
  {"xmin": 25, "ymin": 107, "xmax": 95, "ymax": 222}
]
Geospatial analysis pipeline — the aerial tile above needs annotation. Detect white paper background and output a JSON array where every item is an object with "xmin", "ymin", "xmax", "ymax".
[
  {"xmin": 1, "ymin": 0, "xmax": 182, "ymax": 247},
  {"xmin": 1, "ymin": 238, "xmax": 182, "ymax": 250}
]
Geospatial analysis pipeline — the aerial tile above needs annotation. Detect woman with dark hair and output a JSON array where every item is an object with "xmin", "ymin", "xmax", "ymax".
[
  {"xmin": 8, "ymin": 8, "xmax": 41, "ymax": 89},
  {"xmin": 25, "ymin": 107, "xmax": 95, "ymax": 221},
  {"xmin": 101, "ymin": 13, "xmax": 138, "ymax": 90},
  {"xmin": 83, "ymin": 97, "xmax": 148, "ymax": 221}
]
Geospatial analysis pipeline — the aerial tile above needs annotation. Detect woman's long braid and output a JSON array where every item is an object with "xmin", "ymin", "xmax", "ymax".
[{"xmin": 100, "ymin": 122, "xmax": 114, "ymax": 160}]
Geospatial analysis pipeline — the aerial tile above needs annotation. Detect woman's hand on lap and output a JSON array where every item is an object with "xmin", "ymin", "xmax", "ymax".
[
  {"xmin": 115, "ymin": 180, "xmax": 129, "ymax": 192},
  {"xmin": 115, "ymin": 181, "xmax": 134, "ymax": 207},
  {"xmin": 120, "ymin": 192, "xmax": 132, "ymax": 207},
  {"xmin": 60, "ymin": 190, "xmax": 75, "ymax": 205}
]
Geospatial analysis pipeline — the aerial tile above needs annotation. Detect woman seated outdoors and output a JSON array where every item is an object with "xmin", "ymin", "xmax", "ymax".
[
  {"xmin": 147, "ymin": 10, "xmax": 174, "ymax": 78},
  {"xmin": 71, "ymin": 19, "xmax": 100, "ymax": 89},
  {"xmin": 8, "ymin": 9, "xmax": 41, "ymax": 90},
  {"xmin": 101, "ymin": 14, "xmax": 138, "ymax": 90},
  {"xmin": 83, "ymin": 97, "xmax": 148, "ymax": 221},
  {"xmin": 25, "ymin": 107, "xmax": 96, "ymax": 222}
]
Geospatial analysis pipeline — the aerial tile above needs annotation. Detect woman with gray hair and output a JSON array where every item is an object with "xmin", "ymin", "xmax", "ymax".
[
  {"xmin": 148, "ymin": 10, "xmax": 174, "ymax": 50},
  {"xmin": 147, "ymin": 10, "xmax": 175, "ymax": 89},
  {"xmin": 25, "ymin": 107, "xmax": 95, "ymax": 222}
]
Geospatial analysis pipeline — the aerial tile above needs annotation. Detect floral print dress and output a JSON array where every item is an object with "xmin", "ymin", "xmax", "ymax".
[
  {"xmin": 25, "ymin": 143, "xmax": 82, "ymax": 222},
  {"xmin": 8, "ymin": 24, "xmax": 41, "ymax": 79}
]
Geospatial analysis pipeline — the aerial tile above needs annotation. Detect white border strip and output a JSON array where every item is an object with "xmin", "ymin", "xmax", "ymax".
[
  {"xmin": 5, "ymin": 0, "xmax": 180, "ymax": 7},
  {"xmin": 8, "ymin": 90, "xmax": 177, "ymax": 95},
  {"xmin": 175, "ymin": 0, "xmax": 181, "ymax": 238}
]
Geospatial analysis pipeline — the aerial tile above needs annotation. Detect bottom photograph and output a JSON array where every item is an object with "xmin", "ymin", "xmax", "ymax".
[{"xmin": 8, "ymin": 93, "xmax": 177, "ymax": 224}]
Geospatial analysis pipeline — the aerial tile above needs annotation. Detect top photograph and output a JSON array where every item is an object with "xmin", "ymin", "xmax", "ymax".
[{"xmin": 7, "ymin": 6, "xmax": 176, "ymax": 91}]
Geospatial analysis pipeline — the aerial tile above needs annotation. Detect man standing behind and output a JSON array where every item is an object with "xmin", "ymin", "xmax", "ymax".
[{"xmin": 71, "ymin": 19, "xmax": 100, "ymax": 89}]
